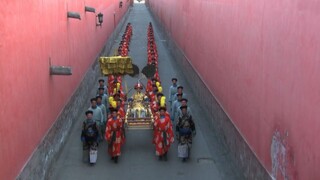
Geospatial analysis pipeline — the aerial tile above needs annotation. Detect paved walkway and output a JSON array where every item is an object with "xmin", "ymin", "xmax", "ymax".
[{"xmin": 49, "ymin": 2, "xmax": 244, "ymax": 180}]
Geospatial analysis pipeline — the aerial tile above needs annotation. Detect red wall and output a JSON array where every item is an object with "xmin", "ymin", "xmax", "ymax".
[
  {"xmin": 0, "ymin": 0, "xmax": 130, "ymax": 179},
  {"xmin": 148, "ymin": 0, "xmax": 320, "ymax": 179}
]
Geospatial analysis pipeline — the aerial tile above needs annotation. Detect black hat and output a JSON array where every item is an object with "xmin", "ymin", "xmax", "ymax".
[
  {"xmin": 171, "ymin": 78, "xmax": 178, "ymax": 81},
  {"xmin": 181, "ymin": 98, "xmax": 188, "ymax": 102},
  {"xmin": 109, "ymin": 108, "xmax": 118, "ymax": 113},
  {"xmin": 159, "ymin": 107, "xmax": 166, "ymax": 111},
  {"xmin": 90, "ymin": 98, "xmax": 97, "ymax": 102},
  {"xmin": 177, "ymin": 86, "xmax": 184, "ymax": 89},
  {"xmin": 180, "ymin": 105, "xmax": 188, "ymax": 110},
  {"xmin": 85, "ymin": 110, "xmax": 93, "ymax": 115},
  {"xmin": 98, "ymin": 79, "xmax": 105, "ymax": 83},
  {"xmin": 96, "ymin": 95, "xmax": 102, "ymax": 100}
]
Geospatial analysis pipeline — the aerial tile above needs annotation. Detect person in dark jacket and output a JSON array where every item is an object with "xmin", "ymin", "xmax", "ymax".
[
  {"xmin": 81, "ymin": 110, "xmax": 101, "ymax": 163},
  {"xmin": 176, "ymin": 106, "xmax": 196, "ymax": 161}
]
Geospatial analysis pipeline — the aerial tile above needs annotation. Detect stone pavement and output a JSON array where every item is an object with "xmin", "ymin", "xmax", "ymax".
[{"xmin": 49, "ymin": 2, "xmax": 244, "ymax": 180}]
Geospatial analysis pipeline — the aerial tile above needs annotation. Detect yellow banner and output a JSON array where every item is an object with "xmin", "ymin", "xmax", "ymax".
[{"xmin": 99, "ymin": 56, "xmax": 134, "ymax": 76}]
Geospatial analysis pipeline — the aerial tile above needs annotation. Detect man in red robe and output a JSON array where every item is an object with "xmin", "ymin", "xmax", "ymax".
[
  {"xmin": 105, "ymin": 108, "xmax": 125, "ymax": 163},
  {"xmin": 153, "ymin": 107, "xmax": 174, "ymax": 161},
  {"xmin": 146, "ymin": 78, "xmax": 158, "ymax": 94}
]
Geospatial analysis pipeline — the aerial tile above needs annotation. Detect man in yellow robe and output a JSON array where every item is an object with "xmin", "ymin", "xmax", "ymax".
[{"xmin": 131, "ymin": 83, "xmax": 148, "ymax": 118}]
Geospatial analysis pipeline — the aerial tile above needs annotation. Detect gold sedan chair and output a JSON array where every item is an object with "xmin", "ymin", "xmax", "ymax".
[{"xmin": 125, "ymin": 83, "xmax": 154, "ymax": 129}]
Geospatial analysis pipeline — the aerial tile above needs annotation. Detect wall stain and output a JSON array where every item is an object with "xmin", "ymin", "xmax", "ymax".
[{"xmin": 271, "ymin": 129, "xmax": 298, "ymax": 180}]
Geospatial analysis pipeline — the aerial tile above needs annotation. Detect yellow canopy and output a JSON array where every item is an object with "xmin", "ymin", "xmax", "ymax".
[{"xmin": 99, "ymin": 56, "xmax": 134, "ymax": 76}]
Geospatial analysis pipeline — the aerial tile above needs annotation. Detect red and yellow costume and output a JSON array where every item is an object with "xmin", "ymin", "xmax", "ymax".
[
  {"xmin": 153, "ymin": 112, "xmax": 174, "ymax": 156},
  {"xmin": 117, "ymin": 106, "xmax": 125, "ymax": 119},
  {"xmin": 105, "ymin": 115, "xmax": 125, "ymax": 157},
  {"xmin": 146, "ymin": 80, "xmax": 152, "ymax": 92},
  {"xmin": 108, "ymin": 75, "xmax": 122, "ymax": 85}
]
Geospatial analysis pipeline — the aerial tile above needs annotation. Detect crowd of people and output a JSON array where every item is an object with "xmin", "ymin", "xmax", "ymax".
[
  {"xmin": 81, "ymin": 23, "xmax": 132, "ymax": 164},
  {"xmin": 145, "ymin": 22, "xmax": 174, "ymax": 161},
  {"xmin": 80, "ymin": 22, "xmax": 196, "ymax": 165}
]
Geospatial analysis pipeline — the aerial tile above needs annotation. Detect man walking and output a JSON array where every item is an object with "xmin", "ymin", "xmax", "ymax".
[
  {"xmin": 168, "ymin": 78, "xmax": 178, "ymax": 107},
  {"xmin": 88, "ymin": 98, "xmax": 103, "ymax": 141},
  {"xmin": 153, "ymin": 107, "xmax": 174, "ymax": 161},
  {"xmin": 105, "ymin": 108, "xmax": 125, "ymax": 163}
]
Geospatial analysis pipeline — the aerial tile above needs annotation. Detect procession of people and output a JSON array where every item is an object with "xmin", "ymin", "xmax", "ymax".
[{"xmin": 80, "ymin": 22, "xmax": 196, "ymax": 165}]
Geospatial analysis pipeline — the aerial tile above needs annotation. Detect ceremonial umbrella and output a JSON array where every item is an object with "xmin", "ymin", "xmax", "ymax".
[
  {"xmin": 128, "ymin": 64, "xmax": 140, "ymax": 77},
  {"xmin": 141, "ymin": 64, "xmax": 156, "ymax": 78}
]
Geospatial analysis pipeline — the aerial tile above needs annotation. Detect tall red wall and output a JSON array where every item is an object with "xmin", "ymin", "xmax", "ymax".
[
  {"xmin": 148, "ymin": 0, "xmax": 320, "ymax": 179},
  {"xmin": 0, "ymin": 0, "xmax": 130, "ymax": 179}
]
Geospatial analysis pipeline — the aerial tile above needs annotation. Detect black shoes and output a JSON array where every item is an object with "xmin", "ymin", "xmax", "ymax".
[
  {"xmin": 111, "ymin": 156, "xmax": 118, "ymax": 163},
  {"xmin": 163, "ymin": 153, "xmax": 168, "ymax": 161},
  {"xmin": 158, "ymin": 153, "xmax": 168, "ymax": 161},
  {"xmin": 114, "ymin": 156, "xmax": 118, "ymax": 163}
]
